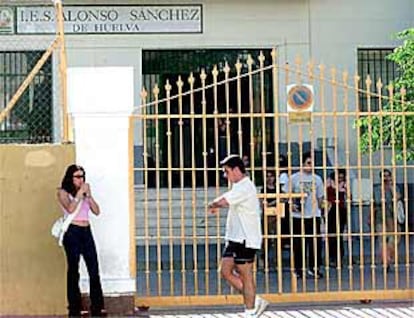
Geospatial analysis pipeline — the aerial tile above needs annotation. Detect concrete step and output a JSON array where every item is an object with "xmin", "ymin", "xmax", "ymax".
[{"xmin": 135, "ymin": 188, "xmax": 229, "ymax": 244}]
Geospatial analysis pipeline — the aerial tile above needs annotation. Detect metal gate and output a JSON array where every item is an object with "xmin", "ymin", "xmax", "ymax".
[{"xmin": 132, "ymin": 49, "xmax": 413, "ymax": 306}]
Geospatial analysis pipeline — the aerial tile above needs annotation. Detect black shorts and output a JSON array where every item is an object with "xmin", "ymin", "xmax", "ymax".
[{"xmin": 222, "ymin": 241, "xmax": 258, "ymax": 264}]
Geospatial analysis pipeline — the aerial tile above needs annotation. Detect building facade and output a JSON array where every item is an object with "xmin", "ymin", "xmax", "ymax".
[
  {"xmin": 1, "ymin": 0, "xmax": 413, "ymax": 312},
  {"xmin": 1, "ymin": 0, "xmax": 412, "ymax": 151}
]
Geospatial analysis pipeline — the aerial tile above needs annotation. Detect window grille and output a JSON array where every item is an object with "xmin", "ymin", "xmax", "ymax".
[{"xmin": 357, "ymin": 48, "xmax": 397, "ymax": 112}]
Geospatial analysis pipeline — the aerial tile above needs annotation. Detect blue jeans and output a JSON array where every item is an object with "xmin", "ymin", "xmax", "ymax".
[{"xmin": 63, "ymin": 224, "xmax": 104, "ymax": 316}]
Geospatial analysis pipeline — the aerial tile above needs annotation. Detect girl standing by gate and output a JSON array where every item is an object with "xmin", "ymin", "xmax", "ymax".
[{"xmin": 57, "ymin": 164, "xmax": 106, "ymax": 317}]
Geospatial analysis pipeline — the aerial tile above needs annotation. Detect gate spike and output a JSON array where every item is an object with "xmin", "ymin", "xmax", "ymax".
[
  {"xmin": 188, "ymin": 72, "xmax": 195, "ymax": 85},
  {"xmin": 141, "ymin": 87, "xmax": 148, "ymax": 100},
  {"xmin": 247, "ymin": 54, "xmax": 254, "ymax": 69},
  {"xmin": 354, "ymin": 73, "xmax": 360, "ymax": 89},
  {"xmin": 152, "ymin": 83, "xmax": 159, "ymax": 97},
  {"xmin": 330, "ymin": 67, "xmax": 337, "ymax": 83},
  {"xmin": 365, "ymin": 75, "xmax": 372, "ymax": 91},
  {"xmin": 307, "ymin": 60, "xmax": 315, "ymax": 79},
  {"xmin": 318, "ymin": 64, "xmax": 326, "ymax": 80},
  {"xmin": 271, "ymin": 48, "xmax": 277, "ymax": 63},
  {"xmin": 342, "ymin": 70, "xmax": 349, "ymax": 84},
  {"xmin": 258, "ymin": 51, "xmax": 265, "ymax": 66},
  {"xmin": 200, "ymin": 69, "xmax": 207, "ymax": 81},
  {"xmin": 177, "ymin": 76, "xmax": 184, "ymax": 88},
  {"xmin": 212, "ymin": 65, "xmax": 219, "ymax": 78},
  {"xmin": 165, "ymin": 79, "xmax": 172, "ymax": 92},
  {"xmin": 235, "ymin": 59, "xmax": 242, "ymax": 73},
  {"xmin": 376, "ymin": 78, "xmax": 383, "ymax": 91},
  {"xmin": 387, "ymin": 82, "xmax": 394, "ymax": 96},
  {"xmin": 223, "ymin": 62, "xmax": 230, "ymax": 75}
]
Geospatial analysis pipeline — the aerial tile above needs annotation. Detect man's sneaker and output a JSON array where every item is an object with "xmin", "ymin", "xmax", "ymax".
[
  {"xmin": 254, "ymin": 295, "xmax": 269, "ymax": 317},
  {"xmin": 244, "ymin": 311, "xmax": 256, "ymax": 318}
]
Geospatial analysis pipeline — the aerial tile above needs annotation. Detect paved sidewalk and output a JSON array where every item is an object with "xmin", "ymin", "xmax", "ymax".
[{"xmin": 147, "ymin": 301, "xmax": 414, "ymax": 318}]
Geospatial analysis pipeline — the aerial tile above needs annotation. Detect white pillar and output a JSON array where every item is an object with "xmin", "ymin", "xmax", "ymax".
[{"xmin": 67, "ymin": 67, "xmax": 135, "ymax": 295}]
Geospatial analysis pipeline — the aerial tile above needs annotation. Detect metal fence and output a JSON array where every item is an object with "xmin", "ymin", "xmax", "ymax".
[
  {"xmin": 133, "ymin": 49, "xmax": 413, "ymax": 306},
  {"xmin": 0, "ymin": 1, "xmax": 68, "ymax": 143}
]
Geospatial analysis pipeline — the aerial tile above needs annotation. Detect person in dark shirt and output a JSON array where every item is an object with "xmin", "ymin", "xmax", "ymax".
[
  {"xmin": 373, "ymin": 169, "xmax": 402, "ymax": 271},
  {"xmin": 326, "ymin": 169, "xmax": 348, "ymax": 267}
]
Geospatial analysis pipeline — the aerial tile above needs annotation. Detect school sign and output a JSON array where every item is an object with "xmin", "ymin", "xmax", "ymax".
[{"xmin": 0, "ymin": 5, "xmax": 203, "ymax": 34}]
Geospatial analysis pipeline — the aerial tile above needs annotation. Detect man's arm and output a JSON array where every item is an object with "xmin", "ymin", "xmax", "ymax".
[
  {"xmin": 396, "ymin": 185, "xmax": 402, "ymax": 200},
  {"xmin": 208, "ymin": 197, "xmax": 229, "ymax": 209}
]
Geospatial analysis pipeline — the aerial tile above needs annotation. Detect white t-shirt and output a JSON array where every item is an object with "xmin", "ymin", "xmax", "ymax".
[
  {"xmin": 279, "ymin": 172, "xmax": 289, "ymax": 186},
  {"xmin": 217, "ymin": 177, "xmax": 262, "ymax": 249},
  {"xmin": 283, "ymin": 171, "xmax": 324, "ymax": 218}
]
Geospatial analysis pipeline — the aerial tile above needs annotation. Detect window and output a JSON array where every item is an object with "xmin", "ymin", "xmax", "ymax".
[
  {"xmin": 0, "ymin": 51, "xmax": 53, "ymax": 143},
  {"xmin": 357, "ymin": 48, "xmax": 398, "ymax": 112}
]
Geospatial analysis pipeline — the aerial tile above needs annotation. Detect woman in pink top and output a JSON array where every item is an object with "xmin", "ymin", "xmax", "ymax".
[{"xmin": 57, "ymin": 164, "xmax": 106, "ymax": 317}]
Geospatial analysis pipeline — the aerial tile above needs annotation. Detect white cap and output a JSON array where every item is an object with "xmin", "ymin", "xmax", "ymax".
[{"xmin": 220, "ymin": 154, "xmax": 243, "ymax": 166}]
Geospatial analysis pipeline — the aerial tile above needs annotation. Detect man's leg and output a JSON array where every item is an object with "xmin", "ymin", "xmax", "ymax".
[
  {"xmin": 222, "ymin": 246, "xmax": 268, "ymax": 317},
  {"xmin": 339, "ymin": 208, "xmax": 347, "ymax": 261},
  {"xmin": 292, "ymin": 218, "xmax": 303, "ymax": 275},
  {"xmin": 315, "ymin": 217, "xmax": 322, "ymax": 272},
  {"xmin": 306, "ymin": 218, "xmax": 322, "ymax": 278},
  {"xmin": 327, "ymin": 207, "xmax": 338, "ymax": 264},
  {"xmin": 235, "ymin": 262, "xmax": 255, "ymax": 309},
  {"xmin": 221, "ymin": 257, "xmax": 243, "ymax": 292}
]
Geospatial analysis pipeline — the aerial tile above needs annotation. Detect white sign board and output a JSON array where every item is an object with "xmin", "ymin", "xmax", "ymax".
[
  {"xmin": 286, "ymin": 84, "xmax": 314, "ymax": 113},
  {"xmin": 16, "ymin": 5, "xmax": 202, "ymax": 34},
  {"xmin": 286, "ymin": 84, "xmax": 314, "ymax": 123}
]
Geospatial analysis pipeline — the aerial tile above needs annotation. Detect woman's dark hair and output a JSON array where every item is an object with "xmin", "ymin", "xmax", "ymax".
[
  {"xmin": 379, "ymin": 168, "xmax": 392, "ymax": 178},
  {"xmin": 278, "ymin": 154, "xmax": 288, "ymax": 169},
  {"xmin": 302, "ymin": 151, "xmax": 312, "ymax": 164},
  {"xmin": 330, "ymin": 169, "xmax": 346, "ymax": 181},
  {"xmin": 61, "ymin": 164, "xmax": 85, "ymax": 196}
]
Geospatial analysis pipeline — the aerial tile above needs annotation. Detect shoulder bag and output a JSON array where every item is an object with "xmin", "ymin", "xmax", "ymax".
[
  {"xmin": 51, "ymin": 199, "xmax": 83, "ymax": 247},
  {"xmin": 397, "ymin": 200, "xmax": 405, "ymax": 225}
]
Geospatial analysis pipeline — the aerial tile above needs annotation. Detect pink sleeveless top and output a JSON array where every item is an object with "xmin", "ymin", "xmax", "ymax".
[{"xmin": 61, "ymin": 195, "xmax": 90, "ymax": 221}]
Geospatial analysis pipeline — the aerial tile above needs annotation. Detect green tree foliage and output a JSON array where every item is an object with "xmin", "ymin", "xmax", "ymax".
[{"xmin": 356, "ymin": 28, "xmax": 414, "ymax": 160}]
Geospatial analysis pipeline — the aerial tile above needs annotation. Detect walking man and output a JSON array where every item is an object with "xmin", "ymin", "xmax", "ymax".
[{"xmin": 208, "ymin": 155, "xmax": 268, "ymax": 318}]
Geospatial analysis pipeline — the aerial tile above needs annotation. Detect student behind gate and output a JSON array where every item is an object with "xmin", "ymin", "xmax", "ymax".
[
  {"xmin": 283, "ymin": 152, "xmax": 324, "ymax": 279},
  {"xmin": 326, "ymin": 169, "xmax": 348, "ymax": 267},
  {"xmin": 373, "ymin": 169, "xmax": 402, "ymax": 271},
  {"xmin": 57, "ymin": 164, "xmax": 106, "ymax": 317},
  {"xmin": 278, "ymin": 154, "xmax": 290, "ymax": 249},
  {"xmin": 208, "ymin": 155, "xmax": 268, "ymax": 318},
  {"xmin": 261, "ymin": 170, "xmax": 277, "ymax": 246}
]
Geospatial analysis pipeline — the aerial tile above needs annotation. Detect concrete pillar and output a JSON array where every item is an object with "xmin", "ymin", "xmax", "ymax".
[{"xmin": 67, "ymin": 67, "xmax": 135, "ymax": 297}]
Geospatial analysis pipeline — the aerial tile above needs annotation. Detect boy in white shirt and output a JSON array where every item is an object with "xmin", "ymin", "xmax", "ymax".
[
  {"xmin": 283, "ymin": 152, "xmax": 324, "ymax": 278},
  {"xmin": 208, "ymin": 155, "xmax": 268, "ymax": 318}
]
